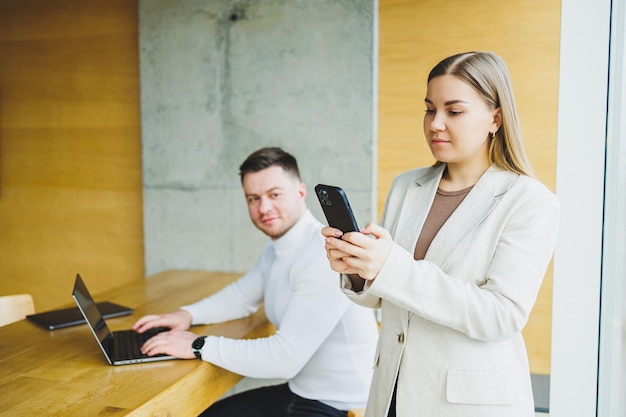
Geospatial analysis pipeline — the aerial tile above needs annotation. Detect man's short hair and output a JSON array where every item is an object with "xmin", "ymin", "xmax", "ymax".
[{"xmin": 239, "ymin": 147, "xmax": 302, "ymax": 183}]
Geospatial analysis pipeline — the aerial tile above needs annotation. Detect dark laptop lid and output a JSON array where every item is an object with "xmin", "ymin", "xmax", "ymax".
[
  {"xmin": 72, "ymin": 274, "xmax": 114, "ymax": 361},
  {"xmin": 71, "ymin": 273, "xmax": 176, "ymax": 365}
]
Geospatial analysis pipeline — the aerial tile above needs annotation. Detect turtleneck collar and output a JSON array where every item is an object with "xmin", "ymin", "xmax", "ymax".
[{"xmin": 272, "ymin": 209, "xmax": 316, "ymax": 258}]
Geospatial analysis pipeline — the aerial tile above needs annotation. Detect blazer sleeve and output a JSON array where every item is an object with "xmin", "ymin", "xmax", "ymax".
[
  {"xmin": 340, "ymin": 168, "xmax": 437, "ymax": 308},
  {"xmin": 366, "ymin": 177, "xmax": 560, "ymax": 342}
]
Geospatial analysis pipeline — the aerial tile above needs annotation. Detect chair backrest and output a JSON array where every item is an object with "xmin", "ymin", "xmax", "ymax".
[{"xmin": 0, "ymin": 294, "xmax": 35, "ymax": 327}]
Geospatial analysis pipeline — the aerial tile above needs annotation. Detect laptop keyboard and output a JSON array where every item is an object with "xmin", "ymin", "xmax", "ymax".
[{"xmin": 113, "ymin": 327, "xmax": 170, "ymax": 360}]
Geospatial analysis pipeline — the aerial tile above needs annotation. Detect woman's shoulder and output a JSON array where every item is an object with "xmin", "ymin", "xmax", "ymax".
[
  {"xmin": 490, "ymin": 169, "xmax": 559, "ymax": 209},
  {"xmin": 483, "ymin": 166, "xmax": 554, "ymax": 194},
  {"xmin": 512, "ymin": 173, "xmax": 556, "ymax": 198}
]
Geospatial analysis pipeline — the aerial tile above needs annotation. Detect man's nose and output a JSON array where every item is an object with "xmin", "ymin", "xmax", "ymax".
[{"xmin": 259, "ymin": 197, "xmax": 272, "ymax": 213}]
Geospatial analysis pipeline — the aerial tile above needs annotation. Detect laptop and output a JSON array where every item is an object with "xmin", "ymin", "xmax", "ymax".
[{"xmin": 72, "ymin": 274, "xmax": 176, "ymax": 365}]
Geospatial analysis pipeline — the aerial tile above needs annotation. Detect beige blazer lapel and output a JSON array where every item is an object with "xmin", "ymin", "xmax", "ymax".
[
  {"xmin": 391, "ymin": 165, "xmax": 445, "ymax": 252},
  {"xmin": 426, "ymin": 166, "xmax": 519, "ymax": 268}
]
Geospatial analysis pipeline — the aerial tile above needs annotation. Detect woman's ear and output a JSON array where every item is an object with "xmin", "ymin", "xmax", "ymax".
[{"xmin": 492, "ymin": 108, "xmax": 503, "ymax": 133}]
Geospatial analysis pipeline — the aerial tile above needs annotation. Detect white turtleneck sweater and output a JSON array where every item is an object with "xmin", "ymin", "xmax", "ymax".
[{"xmin": 181, "ymin": 210, "xmax": 379, "ymax": 410}]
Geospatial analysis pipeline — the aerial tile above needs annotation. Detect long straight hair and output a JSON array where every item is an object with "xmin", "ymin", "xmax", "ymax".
[{"xmin": 428, "ymin": 51, "xmax": 534, "ymax": 177}]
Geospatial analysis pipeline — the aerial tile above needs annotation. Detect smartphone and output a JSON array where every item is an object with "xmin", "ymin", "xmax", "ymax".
[{"xmin": 315, "ymin": 184, "xmax": 359, "ymax": 233}]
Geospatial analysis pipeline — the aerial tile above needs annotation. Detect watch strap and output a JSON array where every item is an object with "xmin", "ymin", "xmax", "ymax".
[{"xmin": 192, "ymin": 336, "xmax": 207, "ymax": 359}]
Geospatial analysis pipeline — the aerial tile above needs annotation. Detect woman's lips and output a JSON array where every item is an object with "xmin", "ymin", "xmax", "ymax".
[{"xmin": 431, "ymin": 138, "xmax": 449, "ymax": 145}]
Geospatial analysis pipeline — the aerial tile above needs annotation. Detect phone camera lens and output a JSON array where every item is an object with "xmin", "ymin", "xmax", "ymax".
[{"xmin": 317, "ymin": 189, "xmax": 332, "ymax": 206}]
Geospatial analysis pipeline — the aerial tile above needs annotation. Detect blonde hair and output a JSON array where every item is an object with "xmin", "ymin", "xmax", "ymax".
[{"xmin": 428, "ymin": 51, "xmax": 534, "ymax": 177}]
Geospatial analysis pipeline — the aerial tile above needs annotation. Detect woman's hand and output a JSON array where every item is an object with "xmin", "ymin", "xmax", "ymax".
[{"xmin": 322, "ymin": 223, "xmax": 393, "ymax": 281}]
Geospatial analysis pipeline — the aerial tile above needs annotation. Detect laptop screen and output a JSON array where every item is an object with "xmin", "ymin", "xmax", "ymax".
[{"xmin": 72, "ymin": 274, "xmax": 112, "ymax": 345}]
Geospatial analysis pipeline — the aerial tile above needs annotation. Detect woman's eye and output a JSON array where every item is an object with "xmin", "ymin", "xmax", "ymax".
[
  {"xmin": 425, "ymin": 108, "xmax": 435, "ymax": 114},
  {"xmin": 448, "ymin": 109, "xmax": 463, "ymax": 116}
]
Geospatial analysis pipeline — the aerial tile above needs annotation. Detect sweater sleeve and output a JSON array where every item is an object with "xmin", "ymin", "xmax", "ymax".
[
  {"xmin": 199, "ymin": 253, "xmax": 351, "ymax": 379},
  {"xmin": 180, "ymin": 249, "xmax": 268, "ymax": 325}
]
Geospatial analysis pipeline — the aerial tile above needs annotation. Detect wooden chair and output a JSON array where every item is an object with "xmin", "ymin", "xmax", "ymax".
[
  {"xmin": 0, "ymin": 294, "xmax": 35, "ymax": 327},
  {"xmin": 348, "ymin": 408, "xmax": 365, "ymax": 417}
]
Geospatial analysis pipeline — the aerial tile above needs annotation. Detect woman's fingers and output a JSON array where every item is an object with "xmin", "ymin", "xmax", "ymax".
[{"xmin": 322, "ymin": 223, "xmax": 394, "ymax": 280}]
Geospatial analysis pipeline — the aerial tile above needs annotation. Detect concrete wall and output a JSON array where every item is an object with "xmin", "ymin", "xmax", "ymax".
[{"xmin": 139, "ymin": 0, "xmax": 375, "ymax": 275}]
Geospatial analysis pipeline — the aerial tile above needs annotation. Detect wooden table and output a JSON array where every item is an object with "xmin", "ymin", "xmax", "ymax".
[{"xmin": 0, "ymin": 270, "xmax": 275, "ymax": 417}]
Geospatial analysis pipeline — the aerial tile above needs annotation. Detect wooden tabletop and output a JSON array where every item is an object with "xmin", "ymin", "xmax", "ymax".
[{"xmin": 0, "ymin": 270, "xmax": 275, "ymax": 417}]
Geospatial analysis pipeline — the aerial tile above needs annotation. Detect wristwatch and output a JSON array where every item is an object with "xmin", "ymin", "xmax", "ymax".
[{"xmin": 192, "ymin": 336, "xmax": 207, "ymax": 359}]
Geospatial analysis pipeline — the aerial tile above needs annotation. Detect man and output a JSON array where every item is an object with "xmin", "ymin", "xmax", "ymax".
[{"xmin": 133, "ymin": 147, "xmax": 379, "ymax": 417}]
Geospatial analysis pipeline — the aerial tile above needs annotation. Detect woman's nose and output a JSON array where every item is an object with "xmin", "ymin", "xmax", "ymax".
[{"xmin": 429, "ymin": 114, "xmax": 445, "ymax": 132}]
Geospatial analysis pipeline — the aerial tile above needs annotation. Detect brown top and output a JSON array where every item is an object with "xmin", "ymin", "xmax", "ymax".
[{"xmin": 413, "ymin": 185, "xmax": 473, "ymax": 260}]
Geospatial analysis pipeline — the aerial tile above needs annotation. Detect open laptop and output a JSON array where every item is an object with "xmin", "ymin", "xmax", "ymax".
[{"xmin": 72, "ymin": 274, "xmax": 176, "ymax": 365}]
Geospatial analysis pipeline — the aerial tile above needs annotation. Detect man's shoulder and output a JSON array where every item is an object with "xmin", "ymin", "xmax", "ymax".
[
  {"xmin": 298, "ymin": 218, "xmax": 327, "ymax": 256},
  {"xmin": 292, "ymin": 217, "xmax": 332, "ymax": 265}
]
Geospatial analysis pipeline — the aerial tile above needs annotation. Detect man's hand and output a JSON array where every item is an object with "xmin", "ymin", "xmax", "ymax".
[
  {"xmin": 139, "ymin": 329, "xmax": 199, "ymax": 359},
  {"xmin": 132, "ymin": 310, "xmax": 193, "ymax": 333}
]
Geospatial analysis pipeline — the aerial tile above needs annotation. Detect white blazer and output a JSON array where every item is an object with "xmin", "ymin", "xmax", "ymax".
[{"xmin": 342, "ymin": 164, "xmax": 560, "ymax": 417}]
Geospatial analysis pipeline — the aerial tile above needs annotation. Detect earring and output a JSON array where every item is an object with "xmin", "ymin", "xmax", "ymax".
[{"xmin": 491, "ymin": 130, "xmax": 498, "ymax": 139}]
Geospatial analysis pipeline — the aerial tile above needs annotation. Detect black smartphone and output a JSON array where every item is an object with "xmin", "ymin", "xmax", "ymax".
[{"xmin": 315, "ymin": 184, "xmax": 359, "ymax": 233}]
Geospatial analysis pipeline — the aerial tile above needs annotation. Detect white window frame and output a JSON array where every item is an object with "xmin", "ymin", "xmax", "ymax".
[{"xmin": 552, "ymin": 0, "xmax": 626, "ymax": 416}]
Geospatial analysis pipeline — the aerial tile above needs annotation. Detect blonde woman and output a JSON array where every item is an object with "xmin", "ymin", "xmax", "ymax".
[{"xmin": 322, "ymin": 51, "xmax": 559, "ymax": 417}]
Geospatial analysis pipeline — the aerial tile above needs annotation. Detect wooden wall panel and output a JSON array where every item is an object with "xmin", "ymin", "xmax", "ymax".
[
  {"xmin": 0, "ymin": 0, "xmax": 143, "ymax": 312},
  {"xmin": 378, "ymin": 0, "xmax": 561, "ymax": 374}
]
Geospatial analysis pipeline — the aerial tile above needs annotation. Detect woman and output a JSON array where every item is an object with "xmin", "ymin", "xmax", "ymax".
[{"xmin": 322, "ymin": 51, "xmax": 559, "ymax": 417}]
